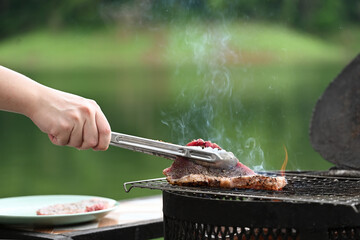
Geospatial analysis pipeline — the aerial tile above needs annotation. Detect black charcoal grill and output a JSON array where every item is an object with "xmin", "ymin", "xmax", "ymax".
[
  {"xmin": 124, "ymin": 172, "xmax": 360, "ymax": 240},
  {"xmin": 123, "ymin": 54, "xmax": 360, "ymax": 240}
]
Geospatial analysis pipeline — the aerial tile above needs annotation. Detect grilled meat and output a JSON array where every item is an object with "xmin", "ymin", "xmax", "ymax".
[
  {"xmin": 36, "ymin": 198, "xmax": 113, "ymax": 215},
  {"xmin": 163, "ymin": 139, "xmax": 287, "ymax": 191}
]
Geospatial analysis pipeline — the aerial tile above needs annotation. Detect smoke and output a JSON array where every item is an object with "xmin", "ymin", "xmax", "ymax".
[
  {"xmin": 161, "ymin": 20, "xmax": 266, "ymax": 170},
  {"xmin": 99, "ymin": 1, "xmax": 266, "ymax": 170}
]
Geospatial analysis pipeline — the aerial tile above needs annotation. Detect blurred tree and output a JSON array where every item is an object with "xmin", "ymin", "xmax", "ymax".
[
  {"xmin": 295, "ymin": 0, "xmax": 345, "ymax": 32},
  {"xmin": 0, "ymin": 0, "xmax": 51, "ymax": 39},
  {"xmin": 0, "ymin": 0, "xmax": 102, "ymax": 40},
  {"xmin": 281, "ymin": 0, "xmax": 300, "ymax": 25},
  {"xmin": 0, "ymin": 0, "xmax": 359, "ymax": 40},
  {"xmin": 343, "ymin": 0, "xmax": 360, "ymax": 23}
]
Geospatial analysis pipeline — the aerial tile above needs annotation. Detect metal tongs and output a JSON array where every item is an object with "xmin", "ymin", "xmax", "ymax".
[{"xmin": 110, "ymin": 132, "xmax": 238, "ymax": 169}]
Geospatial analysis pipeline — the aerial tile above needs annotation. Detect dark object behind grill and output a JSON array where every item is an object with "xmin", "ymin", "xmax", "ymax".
[{"xmin": 310, "ymin": 54, "xmax": 360, "ymax": 170}]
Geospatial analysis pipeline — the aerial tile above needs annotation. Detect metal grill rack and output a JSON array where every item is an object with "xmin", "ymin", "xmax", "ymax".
[{"xmin": 124, "ymin": 173, "xmax": 360, "ymax": 212}]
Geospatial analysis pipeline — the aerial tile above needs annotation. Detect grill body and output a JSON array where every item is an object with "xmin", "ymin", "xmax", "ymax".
[{"xmin": 163, "ymin": 191, "xmax": 360, "ymax": 240}]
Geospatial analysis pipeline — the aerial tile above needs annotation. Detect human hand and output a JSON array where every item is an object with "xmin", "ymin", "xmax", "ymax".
[{"xmin": 28, "ymin": 87, "xmax": 111, "ymax": 150}]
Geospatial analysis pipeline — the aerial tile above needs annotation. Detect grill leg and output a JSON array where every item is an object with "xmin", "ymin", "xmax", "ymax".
[{"xmin": 299, "ymin": 228, "xmax": 328, "ymax": 240}]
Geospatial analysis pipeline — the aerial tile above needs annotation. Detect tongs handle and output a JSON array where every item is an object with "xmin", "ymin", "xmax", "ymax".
[{"xmin": 110, "ymin": 132, "xmax": 220, "ymax": 163}]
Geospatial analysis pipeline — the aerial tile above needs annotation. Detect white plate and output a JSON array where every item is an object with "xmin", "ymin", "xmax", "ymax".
[{"xmin": 0, "ymin": 195, "xmax": 118, "ymax": 226}]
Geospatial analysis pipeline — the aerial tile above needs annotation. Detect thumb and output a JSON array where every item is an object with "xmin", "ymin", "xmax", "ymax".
[{"xmin": 48, "ymin": 134, "xmax": 58, "ymax": 145}]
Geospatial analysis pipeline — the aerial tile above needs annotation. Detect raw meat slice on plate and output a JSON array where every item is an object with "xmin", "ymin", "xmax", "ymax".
[{"xmin": 36, "ymin": 198, "xmax": 114, "ymax": 215}]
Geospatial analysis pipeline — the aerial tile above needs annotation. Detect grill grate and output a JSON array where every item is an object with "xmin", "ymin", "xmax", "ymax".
[
  {"xmin": 164, "ymin": 216, "xmax": 300, "ymax": 240},
  {"xmin": 124, "ymin": 172, "xmax": 360, "ymax": 212},
  {"xmin": 329, "ymin": 227, "xmax": 360, "ymax": 240}
]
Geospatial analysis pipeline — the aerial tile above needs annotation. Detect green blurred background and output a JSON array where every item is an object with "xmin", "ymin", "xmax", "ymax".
[{"xmin": 0, "ymin": 0, "xmax": 360, "ymax": 201}]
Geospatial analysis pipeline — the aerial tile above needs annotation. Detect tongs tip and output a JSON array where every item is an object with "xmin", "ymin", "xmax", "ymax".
[{"xmin": 186, "ymin": 146, "xmax": 239, "ymax": 169}]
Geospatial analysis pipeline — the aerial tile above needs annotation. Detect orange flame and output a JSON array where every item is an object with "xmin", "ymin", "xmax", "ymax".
[{"xmin": 280, "ymin": 145, "xmax": 288, "ymax": 176}]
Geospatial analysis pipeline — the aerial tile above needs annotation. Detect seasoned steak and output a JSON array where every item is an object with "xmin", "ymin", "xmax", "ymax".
[
  {"xmin": 36, "ymin": 198, "xmax": 113, "ymax": 215},
  {"xmin": 163, "ymin": 139, "xmax": 287, "ymax": 191}
]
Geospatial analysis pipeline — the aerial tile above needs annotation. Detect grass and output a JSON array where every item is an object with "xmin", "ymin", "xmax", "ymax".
[
  {"xmin": 0, "ymin": 21, "xmax": 359, "ymax": 200},
  {"xmin": 166, "ymin": 22, "xmax": 348, "ymax": 67},
  {"xmin": 0, "ymin": 28, "xmax": 157, "ymax": 72},
  {"xmin": 0, "ymin": 22, "xmax": 353, "ymax": 71}
]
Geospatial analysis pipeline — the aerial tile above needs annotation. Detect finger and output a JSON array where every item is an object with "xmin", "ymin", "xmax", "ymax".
[
  {"xmin": 79, "ymin": 113, "xmax": 99, "ymax": 150},
  {"xmin": 93, "ymin": 111, "xmax": 111, "ymax": 151},
  {"xmin": 48, "ymin": 134, "xmax": 57, "ymax": 145},
  {"xmin": 67, "ymin": 120, "xmax": 84, "ymax": 149},
  {"xmin": 48, "ymin": 123, "xmax": 72, "ymax": 146}
]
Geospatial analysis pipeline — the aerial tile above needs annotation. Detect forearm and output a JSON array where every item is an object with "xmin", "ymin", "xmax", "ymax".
[
  {"xmin": 0, "ymin": 65, "xmax": 43, "ymax": 117},
  {"xmin": 0, "ymin": 65, "xmax": 111, "ymax": 150}
]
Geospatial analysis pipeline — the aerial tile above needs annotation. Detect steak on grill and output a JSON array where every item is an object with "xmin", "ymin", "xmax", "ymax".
[{"xmin": 163, "ymin": 139, "xmax": 287, "ymax": 191}]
